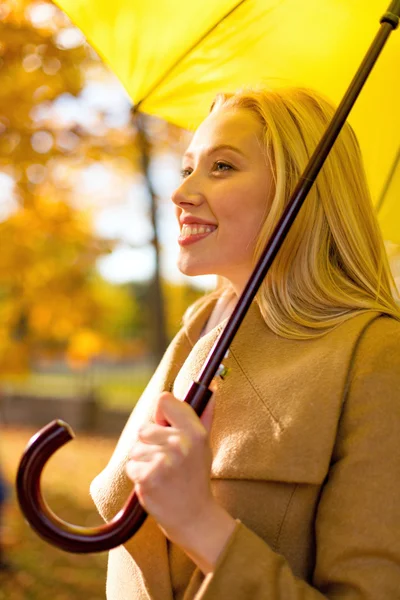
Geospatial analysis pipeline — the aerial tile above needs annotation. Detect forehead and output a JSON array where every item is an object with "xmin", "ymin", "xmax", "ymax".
[{"xmin": 186, "ymin": 107, "xmax": 264, "ymax": 156}]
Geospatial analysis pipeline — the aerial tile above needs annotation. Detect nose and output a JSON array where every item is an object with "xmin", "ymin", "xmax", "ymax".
[{"xmin": 171, "ymin": 177, "xmax": 204, "ymax": 208}]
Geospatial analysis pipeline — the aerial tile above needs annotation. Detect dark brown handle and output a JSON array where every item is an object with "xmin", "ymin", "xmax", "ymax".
[
  {"xmin": 16, "ymin": 419, "xmax": 147, "ymax": 553},
  {"xmin": 16, "ymin": 383, "xmax": 212, "ymax": 553}
]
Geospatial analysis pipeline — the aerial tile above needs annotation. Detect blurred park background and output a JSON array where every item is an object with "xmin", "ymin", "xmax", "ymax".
[
  {"xmin": 0, "ymin": 0, "xmax": 399, "ymax": 598},
  {"xmin": 0, "ymin": 0, "xmax": 214, "ymax": 596}
]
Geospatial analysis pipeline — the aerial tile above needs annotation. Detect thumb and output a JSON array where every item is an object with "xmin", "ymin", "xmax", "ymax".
[
  {"xmin": 200, "ymin": 393, "xmax": 216, "ymax": 434},
  {"xmin": 154, "ymin": 391, "xmax": 195, "ymax": 428},
  {"xmin": 153, "ymin": 392, "xmax": 175, "ymax": 427}
]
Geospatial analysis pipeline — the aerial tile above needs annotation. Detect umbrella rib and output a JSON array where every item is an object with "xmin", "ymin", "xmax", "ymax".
[
  {"xmin": 133, "ymin": 0, "xmax": 248, "ymax": 112},
  {"xmin": 376, "ymin": 146, "xmax": 400, "ymax": 213}
]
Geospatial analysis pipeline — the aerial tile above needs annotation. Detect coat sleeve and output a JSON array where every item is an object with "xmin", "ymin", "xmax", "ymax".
[{"xmin": 185, "ymin": 317, "xmax": 400, "ymax": 600}]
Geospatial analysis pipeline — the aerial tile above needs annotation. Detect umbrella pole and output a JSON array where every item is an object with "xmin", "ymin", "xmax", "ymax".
[{"xmin": 14, "ymin": 1, "xmax": 400, "ymax": 554}]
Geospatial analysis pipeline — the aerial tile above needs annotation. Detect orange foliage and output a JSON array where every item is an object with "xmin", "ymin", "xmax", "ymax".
[
  {"xmin": 0, "ymin": 0, "xmax": 143, "ymax": 372},
  {"xmin": 0, "ymin": 0, "xmax": 200, "ymax": 374}
]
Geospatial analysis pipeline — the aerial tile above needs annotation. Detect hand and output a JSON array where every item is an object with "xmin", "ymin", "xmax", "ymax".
[{"xmin": 126, "ymin": 390, "xmax": 217, "ymax": 547}]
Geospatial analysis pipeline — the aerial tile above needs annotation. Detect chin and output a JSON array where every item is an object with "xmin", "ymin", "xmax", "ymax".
[{"xmin": 177, "ymin": 259, "xmax": 214, "ymax": 278}]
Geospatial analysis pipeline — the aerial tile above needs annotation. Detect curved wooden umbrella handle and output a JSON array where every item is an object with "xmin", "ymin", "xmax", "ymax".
[
  {"xmin": 16, "ymin": 383, "xmax": 212, "ymax": 553},
  {"xmin": 16, "ymin": 419, "xmax": 147, "ymax": 553}
]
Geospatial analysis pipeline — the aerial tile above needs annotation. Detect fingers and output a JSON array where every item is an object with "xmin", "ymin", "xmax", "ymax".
[
  {"xmin": 130, "ymin": 433, "xmax": 191, "ymax": 463},
  {"xmin": 126, "ymin": 455, "xmax": 164, "ymax": 489},
  {"xmin": 199, "ymin": 394, "xmax": 215, "ymax": 434},
  {"xmin": 127, "ymin": 389, "xmax": 215, "ymax": 491},
  {"xmin": 130, "ymin": 442, "xmax": 163, "ymax": 462},
  {"xmin": 154, "ymin": 392, "xmax": 205, "ymax": 434},
  {"xmin": 153, "ymin": 391, "xmax": 215, "ymax": 436},
  {"xmin": 126, "ymin": 390, "xmax": 216, "ymax": 529},
  {"xmin": 137, "ymin": 423, "xmax": 178, "ymax": 443}
]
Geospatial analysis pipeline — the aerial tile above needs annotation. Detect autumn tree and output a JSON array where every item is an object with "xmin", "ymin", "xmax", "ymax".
[
  {"xmin": 0, "ymin": 0, "xmax": 141, "ymax": 372},
  {"xmin": 0, "ymin": 0, "xmax": 203, "ymax": 374}
]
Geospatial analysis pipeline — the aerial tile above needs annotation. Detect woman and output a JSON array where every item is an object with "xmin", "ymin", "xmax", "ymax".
[{"xmin": 91, "ymin": 87, "xmax": 400, "ymax": 599}]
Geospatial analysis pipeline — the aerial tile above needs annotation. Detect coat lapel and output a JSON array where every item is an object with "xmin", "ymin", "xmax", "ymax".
[
  {"xmin": 175, "ymin": 302, "xmax": 381, "ymax": 486},
  {"xmin": 214, "ymin": 306, "xmax": 380, "ymax": 485}
]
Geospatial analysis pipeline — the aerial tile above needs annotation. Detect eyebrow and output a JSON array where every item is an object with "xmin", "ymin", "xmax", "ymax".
[{"xmin": 183, "ymin": 144, "xmax": 247, "ymax": 160}]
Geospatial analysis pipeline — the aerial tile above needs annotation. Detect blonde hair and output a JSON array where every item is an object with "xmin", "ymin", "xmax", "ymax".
[{"xmin": 184, "ymin": 87, "xmax": 400, "ymax": 339}]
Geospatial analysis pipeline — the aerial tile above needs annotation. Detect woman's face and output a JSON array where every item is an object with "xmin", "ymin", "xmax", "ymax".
[{"xmin": 171, "ymin": 107, "xmax": 274, "ymax": 295}]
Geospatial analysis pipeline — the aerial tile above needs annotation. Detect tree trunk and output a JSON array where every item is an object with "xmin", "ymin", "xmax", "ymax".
[{"xmin": 134, "ymin": 112, "xmax": 168, "ymax": 366}]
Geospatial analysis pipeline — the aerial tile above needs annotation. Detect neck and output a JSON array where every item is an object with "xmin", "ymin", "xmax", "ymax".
[{"xmin": 200, "ymin": 290, "xmax": 238, "ymax": 339}]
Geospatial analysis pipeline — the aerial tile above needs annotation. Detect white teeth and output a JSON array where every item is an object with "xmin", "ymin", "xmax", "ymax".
[{"xmin": 181, "ymin": 224, "xmax": 216, "ymax": 237}]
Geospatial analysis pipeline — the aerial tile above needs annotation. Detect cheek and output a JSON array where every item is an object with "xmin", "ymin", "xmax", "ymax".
[{"xmin": 219, "ymin": 194, "xmax": 266, "ymax": 242}]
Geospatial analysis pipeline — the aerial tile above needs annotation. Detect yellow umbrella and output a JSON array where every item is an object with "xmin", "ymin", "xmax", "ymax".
[{"xmin": 51, "ymin": 0, "xmax": 400, "ymax": 241}]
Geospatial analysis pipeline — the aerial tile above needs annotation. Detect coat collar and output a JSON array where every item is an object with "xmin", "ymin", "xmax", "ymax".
[{"xmin": 174, "ymin": 302, "xmax": 381, "ymax": 485}]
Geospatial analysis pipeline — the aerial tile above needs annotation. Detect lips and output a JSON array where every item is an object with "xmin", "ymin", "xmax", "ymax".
[{"xmin": 179, "ymin": 215, "xmax": 217, "ymax": 227}]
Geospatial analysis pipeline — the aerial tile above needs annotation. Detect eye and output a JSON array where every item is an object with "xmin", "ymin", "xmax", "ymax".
[
  {"xmin": 213, "ymin": 161, "xmax": 233, "ymax": 174},
  {"xmin": 180, "ymin": 167, "xmax": 192, "ymax": 179}
]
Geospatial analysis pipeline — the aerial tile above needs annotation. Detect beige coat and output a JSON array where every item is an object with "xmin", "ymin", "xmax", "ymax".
[{"xmin": 91, "ymin": 296, "xmax": 400, "ymax": 599}]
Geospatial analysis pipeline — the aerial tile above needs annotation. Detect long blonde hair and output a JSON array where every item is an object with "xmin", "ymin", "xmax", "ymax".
[{"xmin": 184, "ymin": 87, "xmax": 400, "ymax": 339}]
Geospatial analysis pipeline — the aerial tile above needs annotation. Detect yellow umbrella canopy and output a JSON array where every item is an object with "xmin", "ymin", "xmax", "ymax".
[{"xmin": 53, "ymin": 0, "xmax": 400, "ymax": 241}]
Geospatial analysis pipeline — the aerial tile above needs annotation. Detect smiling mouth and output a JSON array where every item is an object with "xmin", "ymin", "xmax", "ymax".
[{"xmin": 178, "ymin": 224, "xmax": 217, "ymax": 246}]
